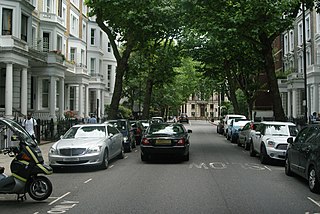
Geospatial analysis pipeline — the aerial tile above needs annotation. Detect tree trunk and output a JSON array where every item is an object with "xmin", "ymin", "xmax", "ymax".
[
  {"xmin": 225, "ymin": 63, "xmax": 240, "ymax": 114},
  {"xmin": 142, "ymin": 78, "xmax": 154, "ymax": 119},
  {"xmin": 260, "ymin": 34, "xmax": 286, "ymax": 121}
]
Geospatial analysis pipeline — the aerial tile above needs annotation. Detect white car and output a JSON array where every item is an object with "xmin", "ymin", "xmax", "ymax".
[
  {"xmin": 223, "ymin": 114, "xmax": 247, "ymax": 136},
  {"xmin": 249, "ymin": 121, "xmax": 299, "ymax": 164},
  {"xmin": 48, "ymin": 123, "xmax": 124, "ymax": 169}
]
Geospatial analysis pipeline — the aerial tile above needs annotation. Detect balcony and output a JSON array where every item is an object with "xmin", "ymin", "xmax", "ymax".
[
  {"xmin": 40, "ymin": 12, "xmax": 65, "ymax": 28},
  {"xmin": 0, "ymin": 35, "xmax": 28, "ymax": 51},
  {"xmin": 287, "ymin": 72, "xmax": 304, "ymax": 81},
  {"xmin": 90, "ymin": 73, "xmax": 104, "ymax": 82}
]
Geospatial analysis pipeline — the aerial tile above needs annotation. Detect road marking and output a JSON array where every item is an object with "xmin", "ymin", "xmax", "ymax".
[
  {"xmin": 264, "ymin": 166, "xmax": 272, "ymax": 171},
  {"xmin": 84, "ymin": 178, "xmax": 92, "ymax": 184},
  {"xmin": 308, "ymin": 197, "xmax": 320, "ymax": 208},
  {"xmin": 134, "ymin": 150, "xmax": 138, "ymax": 152},
  {"xmin": 109, "ymin": 165, "xmax": 114, "ymax": 169},
  {"xmin": 49, "ymin": 192, "xmax": 71, "ymax": 206},
  {"xmin": 125, "ymin": 156, "xmax": 128, "ymax": 159}
]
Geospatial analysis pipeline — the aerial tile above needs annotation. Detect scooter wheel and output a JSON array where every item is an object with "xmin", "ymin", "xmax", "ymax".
[{"xmin": 27, "ymin": 176, "xmax": 52, "ymax": 201}]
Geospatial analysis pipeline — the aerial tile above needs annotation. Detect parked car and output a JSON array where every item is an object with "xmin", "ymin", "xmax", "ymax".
[
  {"xmin": 140, "ymin": 123, "xmax": 192, "ymax": 161},
  {"xmin": 140, "ymin": 120, "xmax": 150, "ymax": 129},
  {"xmin": 216, "ymin": 118, "xmax": 224, "ymax": 135},
  {"xmin": 178, "ymin": 113, "xmax": 189, "ymax": 123},
  {"xmin": 105, "ymin": 119, "xmax": 135, "ymax": 152},
  {"xmin": 223, "ymin": 114, "xmax": 247, "ymax": 137},
  {"xmin": 130, "ymin": 120, "xmax": 144, "ymax": 145},
  {"xmin": 249, "ymin": 121, "xmax": 299, "ymax": 164},
  {"xmin": 48, "ymin": 123, "xmax": 124, "ymax": 169},
  {"xmin": 151, "ymin": 117, "xmax": 164, "ymax": 123},
  {"xmin": 285, "ymin": 125, "xmax": 320, "ymax": 193},
  {"xmin": 238, "ymin": 122, "xmax": 260, "ymax": 150},
  {"xmin": 228, "ymin": 120, "xmax": 251, "ymax": 143}
]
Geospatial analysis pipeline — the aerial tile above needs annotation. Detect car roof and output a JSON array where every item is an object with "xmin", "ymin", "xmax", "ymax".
[
  {"xmin": 234, "ymin": 120, "xmax": 251, "ymax": 125},
  {"xmin": 260, "ymin": 121, "xmax": 296, "ymax": 126},
  {"xmin": 73, "ymin": 124, "xmax": 106, "ymax": 127}
]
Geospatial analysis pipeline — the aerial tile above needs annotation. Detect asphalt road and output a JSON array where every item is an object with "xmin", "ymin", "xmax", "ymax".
[{"xmin": 1, "ymin": 120, "xmax": 320, "ymax": 214}]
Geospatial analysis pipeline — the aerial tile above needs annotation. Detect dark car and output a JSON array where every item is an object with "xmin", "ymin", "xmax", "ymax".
[
  {"xmin": 140, "ymin": 123, "xmax": 192, "ymax": 161},
  {"xmin": 285, "ymin": 125, "xmax": 320, "ymax": 193},
  {"xmin": 178, "ymin": 113, "xmax": 189, "ymax": 123},
  {"xmin": 130, "ymin": 120, "xmax": 144, "ymax": 145},
  {"xmin": 105, "ymin": 119, "xmax": 135, "ymax": 152}
]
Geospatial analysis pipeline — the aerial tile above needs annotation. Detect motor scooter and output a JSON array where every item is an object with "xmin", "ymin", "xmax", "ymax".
[{"xmin": 0, "ymin": 118, "xmax": 53, "ymax": 201}]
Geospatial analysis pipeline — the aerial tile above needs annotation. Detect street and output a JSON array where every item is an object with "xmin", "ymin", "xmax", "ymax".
[{"xmin": 0, "ymin": 120, "xmax": 320, "ymax": 214}]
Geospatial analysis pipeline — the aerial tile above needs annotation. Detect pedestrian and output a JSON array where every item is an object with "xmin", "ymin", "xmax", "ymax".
[
  {"xmin": 309, "ymin": 112, "xmax": 318, "ymax": 124},
  {"xmin": 88, "ymin": 114, "xmax": 97, "ymax": 124},
  {"xmin": 22, "ymin": 113, "xmax": 38, "ymax": 141}
]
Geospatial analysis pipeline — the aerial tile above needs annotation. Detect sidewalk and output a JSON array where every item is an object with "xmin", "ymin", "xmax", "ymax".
[{"xmin": 0, "ymin": 140, "xmax": 54, "ymax": 175}]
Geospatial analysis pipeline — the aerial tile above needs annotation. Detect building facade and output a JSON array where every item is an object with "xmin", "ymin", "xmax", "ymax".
[
  {"xmin": 0, "ymin": 0, "xmax": 116, "ymax": 121},
  {"xmin": 282, "ymin": 6, "xmax": 320, "ymax": 120}
]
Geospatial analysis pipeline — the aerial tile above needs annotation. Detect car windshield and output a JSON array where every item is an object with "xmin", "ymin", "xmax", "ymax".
[
  {"xmin": 148, "ymin": 124, "xmax": 183, "ymax": 135},
  {"xmin": 265, "ymin": 125, "xmax": 294, "ymax": 136},
  {"xmin": 63, "ymin": 126, "xmax": 106, "ymax": 139}
]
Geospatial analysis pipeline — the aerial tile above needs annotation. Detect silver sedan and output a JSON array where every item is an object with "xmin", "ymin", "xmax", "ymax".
[{"xmin": 48, "ymin": 123, "xmax": 124, "ymax": 169}]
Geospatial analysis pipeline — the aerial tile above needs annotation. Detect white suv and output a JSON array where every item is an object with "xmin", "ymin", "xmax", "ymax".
[{"xmin": 249, "ymin": 121, "xmax": 299, "ymax": 164}]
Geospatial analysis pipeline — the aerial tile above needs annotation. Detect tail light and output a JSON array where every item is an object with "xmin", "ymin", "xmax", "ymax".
[
  {"xmin": 177, "ymin": 138, "xmax": 185, "ymax": 146},
  {"xmin": 142, "ymin": 138, "xmax": 150, "ymax": 145}
]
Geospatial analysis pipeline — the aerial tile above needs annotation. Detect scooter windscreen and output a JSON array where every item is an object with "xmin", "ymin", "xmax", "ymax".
[{"xmin": 0, "ymin": 118, "xmax": 37, "ymax": 148}]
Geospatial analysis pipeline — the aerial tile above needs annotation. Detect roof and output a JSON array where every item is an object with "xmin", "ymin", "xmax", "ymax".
[{"xmin": 259, "ymin": 121, "xmax": 296, "ymax": 126}]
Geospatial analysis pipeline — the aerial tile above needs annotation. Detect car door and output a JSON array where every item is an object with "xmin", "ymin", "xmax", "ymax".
[
  {"xmin": 288, "ymin": 127, "xmax": 310, "ymax": 174},
  {"xmin": 298, "ymin": 126, "xmax": 319, "ymax": 175},
  {"xmin": 239, "ymin": 123, "xmax": 250, "ymax": 144},
  {"xmin": 252, "ymin": 124, "xmax": 265, "ymax": 153},
  {"xmin": 107, "ymin": 125, "xmax": 119, "ymax": 158}
]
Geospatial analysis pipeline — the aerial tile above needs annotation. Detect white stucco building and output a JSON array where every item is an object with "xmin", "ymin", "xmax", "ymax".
[{"xmin": 0, "ymin": 0, "xmax": 116, "ymax": 120}]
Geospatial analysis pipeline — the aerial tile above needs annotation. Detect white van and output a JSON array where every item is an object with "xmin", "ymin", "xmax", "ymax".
[{"xmin": 223, "ymin": 114, "xmax": 247, "ymax": 136}]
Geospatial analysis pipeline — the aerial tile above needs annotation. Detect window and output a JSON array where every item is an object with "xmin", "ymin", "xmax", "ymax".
[
  {"xmin": 42, "ymin": 79, "xmax": 49, "ymax": 108},
  {"xmin": 306, "ymin": 16, "xmax": 310, "ymax": 40},
  {"xmin": 191, "ymin": 104, "xmax": 195, "ymax": 109},
  {"xmin": 91, "ymin": 29, "xmax": 95, "ymax": 45},
  {"xmin": 289, "ymin": 30, "xmax": 294, "ymax": 51},
  {"xmin": 81, "ymin": 49, "xmax": 85, "ymax": 65},
  {"xmin": 58, "ymin": 0, "xmax": 62, "ymax": 17},
  {"xmin": 45, "ymin": 0, "xmax": 51, "ymax": 13},
  {"xmin": 43, "ymin": 32, "xmax": 50, "ymax": 52},
  {"xmin": 107, "ymin": 42, "xmax": 111, "ymax": 52},
  {"xmin": 107, "ymin": 65, "xmax": 112, "ymax": 80},
  {"xmin": 57, "ymin": 35, "xmax": 62, "ymax": 51},
  {"xmin": 82, "ymin": 23, "xmax": 86, "ymax": 41},
  {"xmin": 90, "ymin": 58, "xmax": 95, "ymax": 74},
  {"xmin": 70, "ymin": 86, "xmax": 75, "ymax": 110},
  {"xmin": 100, "ymin": 31, "xmax": 103, "ymax": 49},
  {"xmin": 21, "ymin": 14, "xmax": 28, "ymax": 42},
  {"xmin": 107, "ymin": 82, "xmax": 110, "ymax": 92},
  {"xmin": 70, "ymin": 48, "xmax": 76, "ymax": 62},
  {"xmin": 2, "ymin": 8, "xmax": 13, "ymax": 35},
  {"xmin": 307, "ymin": 50, "xmax": 311, "ymax": 67},
  {"xmin": 284, "ymin": 34, "xmax": 288, "ymax": 55},
  {"xmin": 298, "ymin": 22, "xmax": 303, "ymax": 46},
  {"xmin": 56, "ymin": 81, "xmax": 59, "ymax": 108}
]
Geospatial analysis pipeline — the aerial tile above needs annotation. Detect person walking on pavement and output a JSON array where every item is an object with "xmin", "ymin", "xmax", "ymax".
[
  {"xmin": 88, "ymin": 114, "xmax": 97, "ymax": 124},
  {"xmin": 22, "ymin": 113, "xmax": 38, "ymax": 141}
]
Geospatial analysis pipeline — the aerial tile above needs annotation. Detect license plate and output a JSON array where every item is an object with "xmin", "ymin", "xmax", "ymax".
[
  {"xmin": 63, "ymin": 157, "xmax": 79, "ymax": 162},
  {"xmin": 156, "ymin": 139, "xmax": 171, "ymax": 145}
]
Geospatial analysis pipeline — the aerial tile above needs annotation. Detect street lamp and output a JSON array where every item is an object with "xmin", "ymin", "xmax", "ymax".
[{"xmin": 302, "ymin": 1, "xmax": 308, "ymax": 124}]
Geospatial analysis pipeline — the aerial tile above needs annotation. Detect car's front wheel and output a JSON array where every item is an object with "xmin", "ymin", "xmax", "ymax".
[
  {"xmin": 260, "ymin": 145, "xmax": 270, "ymax": 164},
  {"xmin": 309, "ymin": 166, "xmax": 320, "ymax": 193},
  {"xmin": 285, "ymin": 156, "xmax": 294, "ymax": 176},
  {"xmin": 141, "ymin": 153, "xmax": 147, "ymax": 162},
  {"xmin": 249, "ymin": 141, "xmax": 256, "ymax": 157},
  {"xmin": 101, "ymin": 150, "xmax": 109, "ymax": 169},
  {"xmin": 118, "ymin": 145, "xmax": 125, "ymax": 159}
]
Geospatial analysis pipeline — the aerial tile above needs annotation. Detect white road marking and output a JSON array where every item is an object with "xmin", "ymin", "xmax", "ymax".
[
  {"xmin": 109, "ymin": 165, "xmax": 114, "ymax": 168},
  {"xmin": 264, "ymin": 166, "xmax": 272, "ymax": 171},
  {"xmin": 125, "ymin": 156, "xmax": 128, "ymax": 159},
  {"xmin": 134, "ymin": 150, "xmax": 138, "ymax": 152},
  {"xmin": 308, "ymin": 197, "xmax": 320, "ymax": 208},
  {"xmin": 84, "ymin": 178, "xmax": 92, "ymax": 184},
  {"xmin": 49, "ymin": 192, "xmax": 71, "ymax": 206}
]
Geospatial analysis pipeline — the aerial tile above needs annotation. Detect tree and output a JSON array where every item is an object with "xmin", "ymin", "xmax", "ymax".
[{"xmin": 86, "ymin": 0, "xmax": 182, "ymax": 119}]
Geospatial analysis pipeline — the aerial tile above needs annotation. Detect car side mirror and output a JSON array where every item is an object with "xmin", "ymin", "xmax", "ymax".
[
  {"xmin": 287, "ymin": 137, "xmax": 293, "ymax": 144},
  {"xmin": 188, "ymin": 130, "xmax": 192, "ymax": 133},
  {"xmin": 255, "ymin": 131, "xmax": 261, "ymax": 136},
  {"xmin": 108, "ymin": 133, "xmax": 114, "ymax": 138},
  {"xmin": 238, "ymin": 128, "xmax": 242, "ymax": 132}
]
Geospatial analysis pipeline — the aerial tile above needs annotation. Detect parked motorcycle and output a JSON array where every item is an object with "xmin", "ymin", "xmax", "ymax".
[{"xmin": 0, "ymin": 118, "xmax": 53, "ymax": 201}]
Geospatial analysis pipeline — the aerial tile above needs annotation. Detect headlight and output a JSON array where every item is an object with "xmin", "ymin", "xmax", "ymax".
[
  {"xmin": 86, "ymin": 146, "xmax": 102, "ymax": 154},
  {"xmin": 123, "ymin": 137, "xmax": 128, "ymax": 142},
  {"xmin": 49, "ymin": 147, "xmax": 58, "ymax": 155},
  {"xmin": 267, "ymin": 140, "xmax": 276, "ymax": 147}
]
